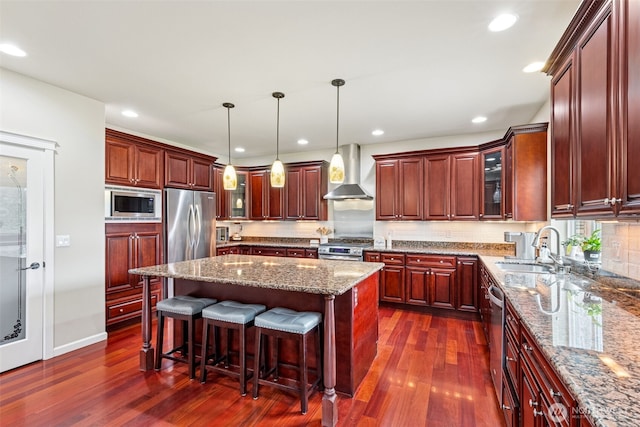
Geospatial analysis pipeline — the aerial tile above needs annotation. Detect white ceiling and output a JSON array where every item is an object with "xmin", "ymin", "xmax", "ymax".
[{"xmin": 0, "ymin": 0, "xmax": 579, "ymax": 160}]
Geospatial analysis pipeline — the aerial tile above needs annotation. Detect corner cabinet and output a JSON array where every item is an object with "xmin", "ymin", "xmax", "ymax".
[
  {"xmin": 212, "ymin": 165, "xmax": 229, "ymax": 220},
  {"xmin": 105, "ymin": 222, "xmax": 163, "ymax": 328},
  {"xmin": 105, "ymin": 129, "xmax": 164, "ymax": 189},
  {"xmin": 165, "ymin": 150, "xmax": 214, "ymax": 191},
  {"xmin": 547, "ymin": 0, "xmax": 640, "ymax": 218},
  {"xmin": 285, "ymin": 161, "xmax": 328, "ymax": 221}
]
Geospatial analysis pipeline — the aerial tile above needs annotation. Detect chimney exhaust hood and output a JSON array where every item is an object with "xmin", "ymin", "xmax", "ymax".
[{"xmin": 324, "ymin": 144, "xmax": 373, "ymax": 200}]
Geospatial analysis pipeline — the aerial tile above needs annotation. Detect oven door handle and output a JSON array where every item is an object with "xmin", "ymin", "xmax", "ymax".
[
  {"xmin": 488, "ymin": 285, "xmax": 504, "ymax": 308},
  {"xmin": 319, "ymin": 255, "xmax": 362, "ymax": 261}
]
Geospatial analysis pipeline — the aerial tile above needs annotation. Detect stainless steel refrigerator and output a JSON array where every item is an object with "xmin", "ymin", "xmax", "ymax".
[{"xmin": 165, "ymin": 188, "xmax": 216, "ymax": 263}]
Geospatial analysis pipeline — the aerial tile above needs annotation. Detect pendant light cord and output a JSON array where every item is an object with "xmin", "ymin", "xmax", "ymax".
[
  {"xmin": 335, "ymin": 84, "xmax": 340, "ymax": 154},
  {"xmin": 276, "ymin": 96, "xmax": 280, "ymax": 160},
  {"xmin": 227, "ymin": 107, "xmax": 231, "ymax": 164}
]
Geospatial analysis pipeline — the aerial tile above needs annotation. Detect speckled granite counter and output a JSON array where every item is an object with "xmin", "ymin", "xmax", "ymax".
[
  {"xmin": 130, "ymin": 254, "xmax": 384, "ymax": 296},
  {"xmin": 481, "ymin": 255, "xmax": 640, "ymax": 427},
  {"xmin": 130, "ymin": 255, "xmax": 384, "ymax": 427}
]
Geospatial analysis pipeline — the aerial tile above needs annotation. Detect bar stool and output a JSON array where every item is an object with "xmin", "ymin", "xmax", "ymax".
[
  {"xmin": 252, "ymin": 307, "xmax": 322, "ymax": 414},
  {"xmin": 200, "ymin": 300, "xmax": 266, "ymax": 396},
  {"xmin": 155, "ymin": 295, "xmax": 217, "ymax": 379}
]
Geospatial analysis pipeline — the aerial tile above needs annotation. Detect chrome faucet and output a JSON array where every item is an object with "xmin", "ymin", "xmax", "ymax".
[{"xmin": 532, "ymin": 225, "xmax": 564, "ymax": 269}]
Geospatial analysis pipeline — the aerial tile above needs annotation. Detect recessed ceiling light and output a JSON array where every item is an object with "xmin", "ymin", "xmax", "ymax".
[
  {"xmin": 472, "ymin": 116, "xmax": 487, "ymax": 124},
  {"xmin": 523, "ymin": 62, "xmax": 545, "ymax": 73},
  {"xmin": 488, "ymin": 13, "xmax": 518, "ymax": 32},
  {"xmin": 235, "ymin": 147, "xmax": 245, "ymax": 153},
  {"xmin": 0, "ymin": 43, "xmax": 27, "ymax": 57},
  {"xmin": 121, "ymin": 109, "xmax": 138, "ymax": 118},
  {"xmin": 297, "ymin": 139, "xmax": 309, "ymax": 145},
  {"xmin": 372, "ymin": 129, "xmax": 384, "ymax": 136}
]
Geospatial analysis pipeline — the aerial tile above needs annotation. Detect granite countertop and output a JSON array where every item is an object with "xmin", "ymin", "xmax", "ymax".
[
  {"xmin": 481, "ymin": 255, "xmax": 640, "ymax": 427},
  {"xmin": 129, "ymin": 255, "xmax": 384, "ymax": 296}
]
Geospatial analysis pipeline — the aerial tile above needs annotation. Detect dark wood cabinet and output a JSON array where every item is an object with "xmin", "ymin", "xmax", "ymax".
[
  {"xmin": 423, "ymin": 154, "xmax": 451, "ymax": 220},
  {"xmin": 480, "ymin": 146, "xmax": 505, "ymax": 219},
  {"xmin": 450, "ymin": 151, "xmax": 479, "ymax": 220},
  {"xmin": 375, "ymin": 157, "xmax": 423, "ymax": 220},
  {"xmin": 423, "ymin": 151, "xmax": 479, "ymax": 220},
  {"xmin": 212, "ymin": 165, "xmax": 229, "ymax": 220},
  {"xmin": 550, "ymin": 56, "xmax": 576, "ymax": 217},
  {"xmin": 165, "ymin": 150, "xmax": 213, "ymax": 191},
  {"xmin": 478, "ymin": 263, "xmax": 492, "ymax": 342},
  {"xmin": 105, "ymin": 130, "xmax": 163, "ymax": 189},
  {"xmin": 547, "ymin": 0, "xmax": 639, "ymax": 219},
  {"xmin": 379, "ymin": 253, "xmax": 406, "ymax": 303},
  {"xmin": 105, "ymin": 222, "xmax": 163, "ymax": 327},
  {"xmin": 249, "ymin": 169, "xmax": 284, "ymax": 220},
  {"xmin": 285, "ymin": 162, "xmax": 328, "ymax": 220},
  {"xmin": 504, "ymin": 125, "xmax": 548, "ymax": 221},
  {"xmin": 456, "ymin": 256, "xmax": 478, "ymax": 312},
  {"xmin": 366, "ymin": 251, "xmax": 468, "ymax": 312},
  {"xmin": 618, "ymin": 0, "xmax": 640, "ymax": 215}
]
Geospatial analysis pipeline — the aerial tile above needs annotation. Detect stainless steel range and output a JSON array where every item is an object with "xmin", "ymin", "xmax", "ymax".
[{"xmin": 317, "ymin": 243, "xmax": 369, "ymax": 261}]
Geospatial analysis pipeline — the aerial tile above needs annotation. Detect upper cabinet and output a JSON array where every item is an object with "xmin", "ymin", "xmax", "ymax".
[
  {"xmin": 249, "ymin": 169, "xmax": 284, "ymax": 220},
  {"xmin": 480, "ymin": 146, "xmax": 504, "ymax": 219},
  {"xmin": 212, "ymin": 165, "xmax": 229, "ymax": 220},
  {"xmin": 228, "ymin": 171, "xmax": 248, "ymax": 219},
  {"xmin": 502, "ymin": 124, "xmax": 548, "ymax": 221},
  {"xmin": 546, "ymin": 0, "xmax": 640, "ymax": 218},
  {"xmin": 285, "ymin": 161, "xmax": 328, "ymax": 221},
  {"xmin": 374, "ymin": 123, "xmax": 546, "ymax": 222},
  {"xmin": 375, "ymin": 157, "xmax": 423, "ymax": 220},
  {"xmin": 105, "ymin": 129, "xmax": 163, "ymax": 189},
  {"xmin": 424, "ymin": 151, "xmax": 479, "ymax": 221},
  {"xmin": 165, "ymin": 150, "xmax": 214, "ymax": 191}
]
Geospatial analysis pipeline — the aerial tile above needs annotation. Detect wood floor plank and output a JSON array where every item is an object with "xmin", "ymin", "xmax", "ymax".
[{"xmin": 0, "ymin": 306, "xmax": 504, "ymax": 426}]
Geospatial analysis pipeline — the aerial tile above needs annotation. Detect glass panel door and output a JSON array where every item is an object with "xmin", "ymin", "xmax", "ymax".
[
  {"xmin": 481, "ymin": 148, "xmax": 504, "ymax": 219},
  {"xmin": 0, "ymin": 144, "xmax": 44, "ymax": 373}
]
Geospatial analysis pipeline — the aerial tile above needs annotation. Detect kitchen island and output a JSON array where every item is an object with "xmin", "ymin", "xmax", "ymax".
[{"xmin": 129, "ymin": 254, "xmax": 384, "ymax": 427}]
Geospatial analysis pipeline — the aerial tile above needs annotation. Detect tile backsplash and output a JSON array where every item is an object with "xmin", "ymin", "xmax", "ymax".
[{"xmin": 601, "ymin": 222, "xmax": 640, "ymax": 281}]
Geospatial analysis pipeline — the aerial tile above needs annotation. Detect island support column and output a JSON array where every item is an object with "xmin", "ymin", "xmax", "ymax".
[
  {"xmin": 322, "ymin": 295, "xmax": 338, "ymax": 427},
  {"xmin": 139, "ymin": 275, "xmax": 154, "ymax": 371}
]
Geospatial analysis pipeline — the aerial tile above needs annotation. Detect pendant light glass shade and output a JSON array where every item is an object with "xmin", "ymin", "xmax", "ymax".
[
  {"xmin": 222, "ymin": 102, "xmax": 237, "ymax": 190},
  {"xmin": 329, "ymin": 79, "xmax": 346, "ymax": 184},
  {"xmin": 270, "ymin": 92, "xmax": 286, "ymax": 188}
]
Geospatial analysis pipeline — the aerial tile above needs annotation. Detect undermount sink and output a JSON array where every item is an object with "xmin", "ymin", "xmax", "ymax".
[{"xmin": 494, "ymin": 262, "xmax": 553, "ymax": 274}]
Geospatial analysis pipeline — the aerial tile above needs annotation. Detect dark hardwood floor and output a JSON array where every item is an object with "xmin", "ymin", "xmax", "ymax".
[{"xmin": 0, "ymin": 306, "xmax": 504, "ymax": 426}]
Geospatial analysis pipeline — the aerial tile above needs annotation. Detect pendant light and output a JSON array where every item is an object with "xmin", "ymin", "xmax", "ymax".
[
  {"xmin": 222, "ymin": 102, "xmax": 237, "ymax": 190},
  {"xmin": 329, "ymin": 78, "xmax": 346, "ymax": 184},
  {"xmin": 270, "ymin": 92, "xmax": 286, "ymax": 188}
]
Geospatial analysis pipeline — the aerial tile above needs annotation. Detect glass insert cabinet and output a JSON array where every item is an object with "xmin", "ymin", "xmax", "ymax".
[{"xmin": 481, "ymin": 147, "xmax": 503, "ymax": 219}]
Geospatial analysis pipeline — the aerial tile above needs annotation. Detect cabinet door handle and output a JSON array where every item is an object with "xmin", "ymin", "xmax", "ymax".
[
  {"xmin": 506, "ymin": 356, "xmax": 517, "ymax": 362},
  {"xmin": 523, "ymin": 344, "xmax": 533, "ymax": 352},
  {"xmin": 502, "ymin": 404, "xmax": 511, "ymax": 411},
  {"xmin": 529, "ymin": 399, "xmax": 539, "ymax": 408},
  {"xmin": 549, "ymin": 388, "xmax": 562, "ymax": 398},
  {"xmin": 533, "ymin": 409, "xmax": 544, "ymax": 417}
]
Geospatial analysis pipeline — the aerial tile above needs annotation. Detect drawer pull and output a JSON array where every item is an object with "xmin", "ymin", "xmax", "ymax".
[
  {"xmin": 533, "ymin": 409, "xmax": 544, "ymax": 417},
  {"xmin": 529, "ymin": 399, "xmax": 538, "ymax": 408},
  {"xmin": 550, "ymin": 388, "xmax": 562, "ymax": 398},
  {"xmin": 506, "ymin": 356, "xmax": 517, "ymax": 362},
  {"xmin": 523, "ymin": 344, "xmax": 533, "ymax": 352},
  {"xmin": 502, "ymin": 404, "xmax": 511, "ymax": 411}
]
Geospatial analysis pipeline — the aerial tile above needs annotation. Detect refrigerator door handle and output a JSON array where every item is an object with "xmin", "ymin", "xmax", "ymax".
[
  {"xmin": 186, "ymin": 203, "xmax": 196, "ymax": 260},
  {"xmin": 194, "ymin": 204, "xmax": 202, "ymax": 256}
]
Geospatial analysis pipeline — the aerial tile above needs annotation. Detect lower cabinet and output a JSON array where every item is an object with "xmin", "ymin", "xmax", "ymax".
[
  {"xmin": 365, "ymin": 251, "xmax": 475, "ymax": 312},
  {"xmin": 105, "ymin": 222, "xmax": 163, "ymax": 328}
]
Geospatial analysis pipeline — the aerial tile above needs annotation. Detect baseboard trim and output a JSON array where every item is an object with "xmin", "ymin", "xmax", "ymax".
[{"xmin": 50, "ymin": 332, "xmax": 108, "ymax": 359}]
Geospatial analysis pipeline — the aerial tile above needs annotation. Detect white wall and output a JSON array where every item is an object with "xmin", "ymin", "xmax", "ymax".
[{"xmin": 0, "ymin": 69, "xmax": 106, "ymax": 352}]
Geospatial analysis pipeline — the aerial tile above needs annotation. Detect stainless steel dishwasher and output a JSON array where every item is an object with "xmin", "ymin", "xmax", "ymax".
[{"xmin": 488, "ymin": 283, "xmax": 505, "ymax": 405}]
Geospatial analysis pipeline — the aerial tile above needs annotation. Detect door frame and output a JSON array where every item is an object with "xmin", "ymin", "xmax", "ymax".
[{"xmin": 1, "ymin": 130, "xmax": 56, "ymax": 361}]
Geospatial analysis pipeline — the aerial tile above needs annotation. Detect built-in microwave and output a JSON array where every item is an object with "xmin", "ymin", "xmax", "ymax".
[{"xmin": 105, "ymin": 185, "xmax": 162, "ymax": 222}]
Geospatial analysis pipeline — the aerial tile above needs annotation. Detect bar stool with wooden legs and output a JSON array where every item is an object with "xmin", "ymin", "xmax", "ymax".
[
  {"xmin": 200, "ymin": 300, "xmax": 266, "ymax": 396},
  {"xmin": 155, "ymin": 295, "xmax": 217, "ymax": 379},
  {"xmin": 252, "ymin": 307, "xmax": 322, "ymax": 414}
]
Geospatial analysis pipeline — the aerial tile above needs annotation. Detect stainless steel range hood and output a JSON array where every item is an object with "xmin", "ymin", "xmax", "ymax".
[{"xmin": 323, "ymin": 144, "xmax": 373, "ymax": 200}]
